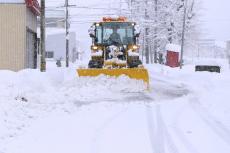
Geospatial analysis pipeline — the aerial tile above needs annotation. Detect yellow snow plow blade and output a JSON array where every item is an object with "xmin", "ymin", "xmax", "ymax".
[{"xmin": 77, "ymin": 68, "xmax": 149, "ymax": 87}]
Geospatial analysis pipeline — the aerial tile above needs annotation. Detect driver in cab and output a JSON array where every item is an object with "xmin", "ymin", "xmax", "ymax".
[{"xmin": 108, "ymin": 28, "xmax": 122, "ymax": 45}]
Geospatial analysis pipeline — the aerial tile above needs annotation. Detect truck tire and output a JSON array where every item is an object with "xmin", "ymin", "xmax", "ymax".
[
  {"xmin": 88, "ymin": 60, "xmax": 103, "ymax": 68},
  {"xmin": 128, "ymin": 60, "xmax": 142, "ymax": 68}
]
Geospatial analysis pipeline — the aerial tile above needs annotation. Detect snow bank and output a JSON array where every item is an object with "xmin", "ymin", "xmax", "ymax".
[
  {"xmin": 1, "ymin": 59, "xmax": 230, "ymax": 153},
  {"xmin": 0, "ymin": 62, "xmax": 146, "ymax": 105},
  {"xmin": 0, "ymin": 62, "xmax": 147, "ymax": 151}
]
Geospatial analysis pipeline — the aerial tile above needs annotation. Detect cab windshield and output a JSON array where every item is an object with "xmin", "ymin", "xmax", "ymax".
[{"xmin": 95, "ymin": 22, "xmax": 134, "ymax": 45}]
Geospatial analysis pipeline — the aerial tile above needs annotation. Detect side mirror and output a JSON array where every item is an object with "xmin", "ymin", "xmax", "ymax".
[
  {"xmin": 88, "ymin": 25, "xmax": 96, "ymax": 38},
  {"xmin": 135, "ymin": 33, "xmax": 140, "ymax": 37},
  {"xmin": 134, "ymin": 25, "xmax": 141, "ymax": 37},
  {"xmin": 90, "ymin": 34, "xmax": 96, "ymax": 38}
]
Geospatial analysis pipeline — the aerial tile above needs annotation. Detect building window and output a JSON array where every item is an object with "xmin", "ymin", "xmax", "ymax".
[{"xmin": 46, "ymin": 51, "xmax": 54, "ymax": 58}]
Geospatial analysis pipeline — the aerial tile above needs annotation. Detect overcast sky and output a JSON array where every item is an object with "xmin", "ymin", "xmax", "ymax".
[
  {"xmin": 46, "ymin": 0, "xmax": 230, "ymax": 42},
  {"xmin": 201, "ymin": 0, "xmax": 230, "ymax": 41}
]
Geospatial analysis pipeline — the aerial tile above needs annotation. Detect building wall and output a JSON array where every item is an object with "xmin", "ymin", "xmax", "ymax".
[
  {"xmin": 26, "ymin": 8, "xmax": 37, "ymax": 68},
  {"xmin": 0, "ymin": 4, "xmax": 26, "ymax": 71},
  {"xmin": 46, "ymin": 32, "xmax": 76, "ymax": 61},
  {"xmin": 26, "ymin": 8, "xmax": 37, "ymax": 32}
]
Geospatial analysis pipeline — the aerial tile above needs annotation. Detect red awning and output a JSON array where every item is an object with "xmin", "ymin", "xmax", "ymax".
[{"xmin": 25, "ymin": 0, "xmax": 40, "ymax": 16}]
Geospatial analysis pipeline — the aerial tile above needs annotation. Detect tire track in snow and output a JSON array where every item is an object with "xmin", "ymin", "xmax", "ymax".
[
  {"xmin": 145, "ymin": 105, "xmax": 165, "ymax": 153},
  {"xmin": 189, "ymin": 97, "xmax": 230, "ymax": 146},
  {"xmin": 91, "ymin": 107, "xmax": 128, "ymax": 153},
  {"xmin": 167, "ymin": 97, "xmax": 201, "ymax": 153},
  {"xmin": 145, "ymin": 105, "xmax": 179, "ymax": 153},
  {"xmin": 73, "ymin": 92, "xmax": 154, "ymax": 107},
  {"xmin": 149, "ymin": 74, "xmax": 190, "ymax": 100},
  {"xmin": 171, "ymin": 126, "xmax": 201, "ymax": 153}
]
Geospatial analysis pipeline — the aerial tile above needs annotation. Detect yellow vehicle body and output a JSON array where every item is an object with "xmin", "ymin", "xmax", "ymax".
[
  {"xmin": 77, "ymin": 17, "xmax": 150, "ymax": 89},
  {"xmin": 77, "ymin": 68, "xmax": 149, "ymax": 87}
]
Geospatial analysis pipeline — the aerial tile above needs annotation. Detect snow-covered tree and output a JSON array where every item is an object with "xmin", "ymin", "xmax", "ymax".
[{"xmin": 125, "ymin": 0, "xmax": 200, "ymax": 64}]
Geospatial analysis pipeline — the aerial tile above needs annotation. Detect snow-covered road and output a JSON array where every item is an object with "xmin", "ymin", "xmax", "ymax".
[{"xmin": 1, "ymin": 61, "xmax": 230, "ymax": 153}]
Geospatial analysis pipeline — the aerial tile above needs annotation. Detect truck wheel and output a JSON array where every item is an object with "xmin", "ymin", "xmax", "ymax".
[
  {"xmin": 129, "ymin": 60, "xmax": 142, "ymax": 68},
  {"xmin": 88, "ymin": 60, "xmax": 103, "ymax": 68}
]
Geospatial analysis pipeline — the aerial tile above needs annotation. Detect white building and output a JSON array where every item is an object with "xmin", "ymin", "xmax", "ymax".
[
  {"xmin": 46, "ymin": 31, "xmax": 78, "ymax": 62},
  {"xmin": 196, "ymin": 39, "xmax": 226, "ymax": 58},
  {"xmin": 38, "ymin": 10, "xmax": 65, "ymax": 28}
]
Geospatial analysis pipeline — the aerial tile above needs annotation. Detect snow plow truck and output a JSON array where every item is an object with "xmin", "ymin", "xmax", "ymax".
[{"xmin": 77, "ymin": 17, "xmax": 149, "ymax": 88}]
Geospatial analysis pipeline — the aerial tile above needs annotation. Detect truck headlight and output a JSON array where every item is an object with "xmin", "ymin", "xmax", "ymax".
[
  {"xmin": 91, "ymin": 45, "xmax": 98, "ymax": 51},
  {"xmin": 132, "ymin": 45, "xmax": 139, "ymax": 51}
]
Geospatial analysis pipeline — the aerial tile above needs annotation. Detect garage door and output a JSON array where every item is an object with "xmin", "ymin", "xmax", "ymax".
[{"xmin": 26, "ymin": 30, "xmax": 37, "ymax": 69}]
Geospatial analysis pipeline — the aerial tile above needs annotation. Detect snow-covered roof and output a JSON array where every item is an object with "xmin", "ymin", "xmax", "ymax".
[
  {"xmin": 165, "ymin": 44, "xmax": 181, "ymax": 53},
  {"xmin": 0, "ymin": 0, "xmax": 24, "ymax": 3},
  {"xmin": 194, "ymin": 58, "xmax": 221, "ymax": 66}
]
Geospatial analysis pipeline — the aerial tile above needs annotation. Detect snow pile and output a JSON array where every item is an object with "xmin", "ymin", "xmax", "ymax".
[
  {"xmin": 0, "ymin": 65, "xmax": 146, "ymax": 106},
  {"xmin": 146, "ymin": 62, "xmax": 230, "ymax": 125},
  {"xmin": 1, "ymin": 59, "xmax": 230, "ymax": 153},
  {"xmin": 165, "ymin": 44, "xmax": 181, "ymax": 52},
  {"xmin": 0, "ymin": 62, "xmax": 147, "ymax": 152},
  {"xmin": 105, "ymin": 58, "xmax": 127, "ymax": 65},
  {"xmin": 193, "ymin": 58, "xmax": 226, "ymax": 69}
]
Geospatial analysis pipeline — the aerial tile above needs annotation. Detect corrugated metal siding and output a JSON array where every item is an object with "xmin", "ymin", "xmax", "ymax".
[
  {"xmin": 0, "ymin": 4, "xmax": 26, "ymax": 71},
  {"xmin": 26, "ymin": 9, "xmax": 37, "ymax": 68},
  {"xmin": 26, "ymin": 8, "xmax": 37, "ymax": 32},
  {"xmin": 26, "ymin": 30, "xmax": 36, "ymax": 68}
]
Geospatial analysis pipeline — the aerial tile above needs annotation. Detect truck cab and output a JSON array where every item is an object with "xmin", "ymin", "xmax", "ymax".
[{"xmin": 88, "ymin": 17, "xmax": 142, "ymax": 68}]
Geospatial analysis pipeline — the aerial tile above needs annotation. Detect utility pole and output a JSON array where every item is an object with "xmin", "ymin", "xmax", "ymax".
[
  {"xmin": 40, "ymin": 0, "xmax": 46, "ymax": 72},
  {"xmin": 180, "ymin": 0, "xmax": 187, "ymax": 69},
  {"xmin": 65, "ymin": 0, "xmax": 70, "ymax": 67},
  {"xmin": 119, "ymin": 0, "xmax": 122, "ymax": 16},
  {"xmin": 130, "ymin": 0, "xmax": 133, "ymax": 20}
]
